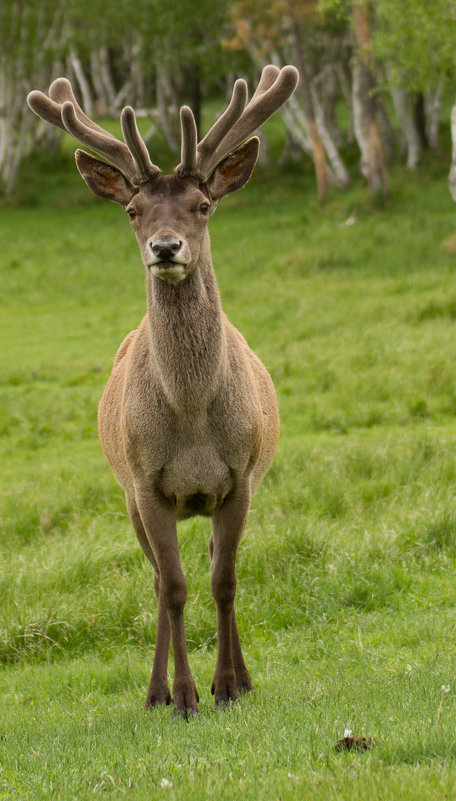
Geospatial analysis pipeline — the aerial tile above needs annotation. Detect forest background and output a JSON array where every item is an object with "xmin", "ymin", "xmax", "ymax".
[
  {"xmin": 2, "ymin": 1, "xmax": 456, "ymax": 799},
  {"xmin": 2, "ymin": 0, "xmax": 456, "ymax": 201}
]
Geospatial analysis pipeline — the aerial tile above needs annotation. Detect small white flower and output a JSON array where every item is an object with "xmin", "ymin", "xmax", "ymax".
[
  {"xmin": 344, "ymin": 728, "xmax": 353, "ymax": 738},
  {"xmin": 160, "ymin": 778, "xmax": 173, "ymax": 789},
  {"xmin": 442, "ymin": 685, "xmax": 450, "ymax": 694}
]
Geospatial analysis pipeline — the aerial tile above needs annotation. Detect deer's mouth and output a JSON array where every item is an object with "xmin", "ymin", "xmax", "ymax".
[{"xmin": 149, "ymin": 261, "xmax": 187, "ymax": 282}]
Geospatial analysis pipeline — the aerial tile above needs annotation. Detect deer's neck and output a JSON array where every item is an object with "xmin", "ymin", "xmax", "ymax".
[{"xmin": 146, "ymin": 252, "xmax": 227, "ymax": 414}]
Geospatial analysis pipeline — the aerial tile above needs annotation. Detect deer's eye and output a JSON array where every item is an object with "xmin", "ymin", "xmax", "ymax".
[
  {"xmin": 199, "ymin": 202, "xmax": 210, "ymax": 214},
  {"xmin": 126, "ymin": 208, "xmax": 137, "ymax": 221}
]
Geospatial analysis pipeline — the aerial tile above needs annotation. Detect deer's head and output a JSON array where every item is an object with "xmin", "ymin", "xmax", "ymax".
[{"xmin": 27, "ymin": 67, "xmax": 298, "ymax": 283}]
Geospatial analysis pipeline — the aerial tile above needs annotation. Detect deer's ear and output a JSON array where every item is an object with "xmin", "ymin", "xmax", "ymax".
[
  {"xmin": 75, "ymin": 149, "xmax": 136, "ymax": 206},
  {"xmin": 207, "ymin": 137, "xmax": 260, "ymax": 202}
]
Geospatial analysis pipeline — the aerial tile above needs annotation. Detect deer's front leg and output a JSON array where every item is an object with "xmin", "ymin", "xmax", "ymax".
[
  {"xmin": 209, "ymin": 536, "xmax": 253, "ymax": 695},
  {"xmin": 135, "ymin": 486, "xmax": 199, "ymax": 719},
  {"xmin": 126, "ymin": 495, "xmax": 171, "ymax": 707},
  {"xmin": 145, "ymin": 571, "xmax": 172, "ymax": 707},
  {"xmin": 210, "ymin": 479, "xmax": 251, "ymax": 709}
]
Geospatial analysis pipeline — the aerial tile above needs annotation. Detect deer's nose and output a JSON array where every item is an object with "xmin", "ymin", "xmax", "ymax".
[{"xmin": 150, "ymin": 238, "xmax": 183, "ymax": 261}]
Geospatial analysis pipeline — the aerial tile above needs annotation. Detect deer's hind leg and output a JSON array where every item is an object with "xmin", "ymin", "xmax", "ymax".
[{"xmin": 126, "ymin": 495, "xmax": 171, "ymax": 708}]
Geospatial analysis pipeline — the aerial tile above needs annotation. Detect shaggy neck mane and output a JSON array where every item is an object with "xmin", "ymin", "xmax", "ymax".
[{"xmin": 146, "ymin": 259, "xmax": 227, "ymax": 414}]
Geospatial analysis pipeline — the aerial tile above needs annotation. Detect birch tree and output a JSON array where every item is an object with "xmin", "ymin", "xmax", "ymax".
[
  {"xmin": 371, "ymin": 0, "xmax": 456, "ymax": 198},
  {"xmin": 227, "ymin": 0, "xmax": 350, "ymax": 199},
  {"xmin": 4, "ymin": 0, "xmax": 456, "ymax": 197},
  {"xmin": 1, "ymin": 0, "xmax": 236, "ymax": 193},
  {"xmin": 351, "ymin": 1, "xmax": 388, "ymax": 198},
  {"xmin": 0, "ymin": 0, "xmax": 66, "ymax": 194}
]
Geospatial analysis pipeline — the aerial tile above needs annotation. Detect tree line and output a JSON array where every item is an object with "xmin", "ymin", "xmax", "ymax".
[{"xmin": 1, "ymin": 0, "xmax": 456, "ymax": 198}]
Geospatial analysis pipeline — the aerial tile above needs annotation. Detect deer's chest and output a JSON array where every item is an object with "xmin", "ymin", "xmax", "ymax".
[{"xmin": 122, "ymin": 378, "xmax": 260, "ymax": 513}]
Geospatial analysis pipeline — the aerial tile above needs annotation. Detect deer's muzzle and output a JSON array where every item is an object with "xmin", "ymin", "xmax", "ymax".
[
  {"xmin": 146, "ymin": 231, "xmax": 190, "ymax": 283},
  {"xmin": 150, "ymin": 238, "xmax": 183, "ymax": 263}
]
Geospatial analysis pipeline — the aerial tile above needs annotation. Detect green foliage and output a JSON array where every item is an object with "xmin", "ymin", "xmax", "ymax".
[
  {"xmin": 0, "ymin": 0, "xmax": 242, "ymax": 95},
  {"xmin": 2, "ymin": 133, "xmax": 456, "ymax": 797},
  {"xmin": 374, "ymin": 0, "xmax": 456, "ymax": 90},
  {"xmin": 320, "ymin": 0, "xmax": 456, "ymax": 91},
  {"xmin": 0, "ymin": 0, "xmax": 64, "ymax": 66},
  {"xmin": 64, "ymin": 0, "xmax": 241, "ymax": 82}
]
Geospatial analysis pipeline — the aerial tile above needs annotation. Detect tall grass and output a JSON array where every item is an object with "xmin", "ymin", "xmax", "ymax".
[{"xmin": 1, "ymin": 139, "xmax": 456, "ymax": 798}]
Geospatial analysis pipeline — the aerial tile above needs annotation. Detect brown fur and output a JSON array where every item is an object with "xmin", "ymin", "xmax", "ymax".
[
  {"xmin": 26, "ymin": 67, "xmax": 299, "ymax": 717},
  {"xmin": 91, "ymin": 164, "xmax": 279, "ymax": 716}
]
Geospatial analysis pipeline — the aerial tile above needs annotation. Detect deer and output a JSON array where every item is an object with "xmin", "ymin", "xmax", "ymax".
[{"xmin": 27, "ymin": 64, "xmax": 299, "ymax": 718}]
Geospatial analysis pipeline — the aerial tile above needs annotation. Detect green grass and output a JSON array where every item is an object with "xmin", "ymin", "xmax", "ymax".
[{"xmin": 2, "ymin": 141, "xmax": 456, "ymax": 799}]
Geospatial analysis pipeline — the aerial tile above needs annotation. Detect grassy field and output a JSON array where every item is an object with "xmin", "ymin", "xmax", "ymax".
[{"xmin": 2, "ymin": 132, "xmax": 456, "ymax": 799}]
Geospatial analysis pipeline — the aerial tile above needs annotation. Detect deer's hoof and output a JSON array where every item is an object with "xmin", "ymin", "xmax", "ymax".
[
  {"xmin": 211, "ymin": 673, "xmax": 239, "ymax": 709},
  {"xmin": 237, "ymin": 677, "xmax": 254, "ymax": 695},
  {"xmin": 144, "ymin": 684, "xmax": 172, "ymax": 709},
  {"xmin": 172, "ymin": 681, "xmax": 199, "ymax": 720},
  {"xmin": 235, "ymin": 668, "xmax": 253, "ymax": 695},
  {"xmin": 172, "ymin": 706, "xmax": 200, "ymax": 721}
]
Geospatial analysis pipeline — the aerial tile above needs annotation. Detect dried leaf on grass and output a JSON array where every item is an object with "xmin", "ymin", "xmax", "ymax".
[{"xmin": 334, "ymin": 734, "xmax": 374, "ymax": 752}]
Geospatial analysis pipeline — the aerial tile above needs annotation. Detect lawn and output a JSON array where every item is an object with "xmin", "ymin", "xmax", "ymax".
[{"xmin": 1, "ymin": 139, "xmax": 456, "ymax": 799}]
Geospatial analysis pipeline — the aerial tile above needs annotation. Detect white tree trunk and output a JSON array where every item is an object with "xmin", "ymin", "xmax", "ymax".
[
  {"xmin": 376, "ymin": 97, "xmax": 396, "ymax": 163},
  {"xmin": 334, "ymin": 62, "xmax": 354, "ymax": 143},
  {"xmin": 98, "ymin": 47, "xmax": 116, "ymax": 111},
  {"xmin": 0, "ymin": 1, "xmax": 65, "ymax": 194},
  {"xmin": 311, "ymin": 82, "xmax": 351, "ymax": 187},
  {"xmin": 129, "ymin": 41, "xmax": 145, "ymax": 108},
  {"xmin": 390, "ymin": 84, "xmax": 421, "ymax": 169},
  {"xmin": 256, "ymin": 128, "xmax": 270, "ymax": 166},
  {"xmin": 6, "ymin": 103, "xmax": 30, "ymax": 193},
  {"xmin": 90, "ymin": 50, "xmax": 109, "ymax": 114},
  {"xmin": 70, "ymin": 48, "xmax": 93, "ymax": 116},
  {"xmin": 272, "ymin": 48, "xmax": 350, "ymax": 192},
  {"xmin": 281, "ymin": 97, "xmax": 339, "ymax": 185},
  {"xmin": 425, "ymin": 83, "xmax": 443, "ymax": 154},
  {"xmin": 0, "ymin": 58, "xmax": 9, "ymax": 178},
  {"xmin": 282, "ymin": 94, "xmax": 312, "ymax": 152},
  {"xmin": 156, "ymin": 61, "xmax": 179, "ymax": 152},
  {"xmin": 448, "ymin": 99, "xmax": 456, "ymax": 203},
  {"xmin": 352, "ymin": 63, "xmax": 369, "ymax": 180}
]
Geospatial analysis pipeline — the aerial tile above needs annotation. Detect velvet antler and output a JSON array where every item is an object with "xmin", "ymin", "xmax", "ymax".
[
  {"xmin": 27, "ymin": 78, "xmax": 159, "ymax": 184},
  {"xmin": 27, "ymin": 66, "xmax": 298, "ymax": 184},
  {"xmin": 178, "ymin": 65, "xmax": 299, "ymax": 179}
]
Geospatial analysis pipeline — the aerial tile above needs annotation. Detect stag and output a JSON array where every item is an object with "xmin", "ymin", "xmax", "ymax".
[{"xmin": 28, "ymin": 65, "xmax": 298, "ymax": 718}]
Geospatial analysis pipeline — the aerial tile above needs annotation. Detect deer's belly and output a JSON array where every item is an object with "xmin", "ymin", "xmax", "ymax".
[{"xmin": 158, "ymin": 445, "xmax": 233, "ymax": 519}]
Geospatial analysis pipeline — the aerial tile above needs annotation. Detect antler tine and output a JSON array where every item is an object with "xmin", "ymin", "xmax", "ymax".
[
  {"xmin": 121, "ymin": 106, "xmax": 160, "ymax": 183},
  {"xmin": 27, "ymin": 90, "xmax": 69, "ymax": 134},
  {"xmin": 61, "ymin": 101, "xmax": 136, "ymax": 178},
  {"xmin": 53, "ymin": 79, "xmax": 158, "ymax": 179},
  {"xmin": 28, "ymin": 77, "xmax": 160, "ymax": 183},
  {"xmin": 28, "ymin": 79, "xmax": 135, "ymax": 176},
  {"xmin": 250, "ymin": 64, "xmax": 281, "ymax": 102},
  {"xmin": 194, "ymin": 79, "xmax": 248, "ymax": 174},
  {"xmin": 201, "ymin": 65, "xmax": 299, "ymax": 178},
  {"xmin": 179, "ymin": 106, "xmax": 198, "ymax": 176},
  {"xmin": 49, "ymin": 78, "xmax": 112, "ymax": 136}
]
